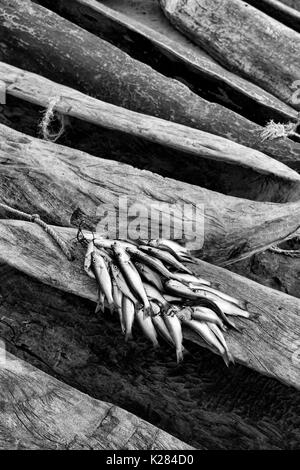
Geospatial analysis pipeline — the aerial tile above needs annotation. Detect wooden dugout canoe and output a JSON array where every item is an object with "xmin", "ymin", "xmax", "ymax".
[
  {"xmin": 159, "ymin": 0, "xmax": 300, "ymax": 110},
  {"xmin": 246, "ymin": 0, "xmax": 300, "ymax": 33},
  {"xmin": 0, "ymin": 351, "xmax": 193, "ymax": 450},
  {"xmin": 36, "ymin": 0, "xmax": 298, "ymax": 123},
  {"xmin": 1, "ymin": 123, "xmax": 300, "ymax": 264},
  {"xmin": 0, "ymin": 0, "xmax": 299, "ymax": 167},
  {"xmin": 1, "ymin": 61, "xmax": 300, "ymax": 204},
  {"xmin": 0, "ymin": 219, "xmax": 299, "ymax": 390}
]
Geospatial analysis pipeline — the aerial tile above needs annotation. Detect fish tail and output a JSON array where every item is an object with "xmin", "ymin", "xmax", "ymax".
[
  {"xmin": 223, "ymin": 350, "xmax": 235, "ymax": 368},
  {"xmin": 125, "ymin": 331, "xmax": 133, "ymax": 342},
  {"xmin": 249, "ymin": 311, "xmax": 260, "ymax": 320},
  {"xmin": 108, "ymin": 302, "xmax": 115, "ymax": 315},
  {"xmin": 95, "ymin": 302, "xmax": 103, "ymax": 314},
  {"xmin": 238, "ymin": 299, "xmax": 248, "ymax": 310},
  {"xmin": 176, "ymin": 348, "xmax": 184, "ymax": 364}
]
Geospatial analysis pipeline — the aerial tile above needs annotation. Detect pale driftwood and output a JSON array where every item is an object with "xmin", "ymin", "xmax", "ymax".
[
  {"xmin": 160, "ymin": 0, "xmax": 300, "ymax": 110},
  {"xmin": 0, "ymin": 351, "xmax": 193, "ymax": 450},
  {"xmin": 1, "ymin": 123, "xmax": 300, "ymax": 263},
  {"xmin": 1, "ymin": 62, "xmax": 300, "ymax": 185},
  {"xmin": 0, "ymin": 220, "xmax": 300, "ymax": 390},
  {"xmin": 37, "ymin": 0, "xmax": 298, "ymax": 122},
  {"xmin": 0, "ymin": 1, "xmax": 299, "ymax": 166},
  {"xmin": 246, "ymin": 0, "xmax": 300, "ymax": 32}
]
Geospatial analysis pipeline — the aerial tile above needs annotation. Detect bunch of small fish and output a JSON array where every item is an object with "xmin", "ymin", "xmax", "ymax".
[{"xmin": 83, "ymin": 236, "xmax": 253, "ymax": 365}]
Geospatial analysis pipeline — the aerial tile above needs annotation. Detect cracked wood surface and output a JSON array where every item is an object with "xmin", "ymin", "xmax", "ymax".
[
  {"xmin": 0, "ymin": 351, "xmax": 193, "ymax": 449},
  {"xmin": 0, "ymin": 61, "xmax": 299, "ymax": 189},
  {"xmin": 0, "ymin": 0, "xmax": 299, "ymax": 166},
  {"xmin": 0, "ymin": 220, "xmax": 299, "ymax": 390},
  {"xmin": 37, "ymin": 0, "xmax": 298, "ymax": 122},
  {"xmin": 159, "ymin": 0, "xmax": 300, "ymax": 110},
  {"xmin": 1, "ymin": 262, "xmax": 299, "ymax": 450},
  {"xmin": 1, "ymin": 124, "xmax": 300, "ymax": 263}
]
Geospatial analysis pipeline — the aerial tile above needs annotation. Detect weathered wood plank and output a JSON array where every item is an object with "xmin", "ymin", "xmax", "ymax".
[
  {"xmin": 1, "ymin": 61, "xmax": 299, "ymax": 187},
  {"xmin": 0, "ymin": 350, "xmax": 193, "ymax": 449},
  {"xmin": 0, "ymin": 220, "xmax": 299, "ymax": 390},
  {"xmin": 159, "ymin": 0, "xmax": 300, "ymax": 110},
  {"xmin": 37, "ymin": 0, "xmax": 298, "ymax": 122},
  {"xmin": 0, "ymin": 0, "xmax": 299, "ymax": 165},
  {"xmin": 246, "ymin": 0, "xmax": 300, "ymax": 32},
  {"xmin": 230, "ymin": 248, "xmax": 300, "ymax": 299},
  {"xmin": 1, "ymin": 263, "xmax": 299, "ymax": 450},
  {"xmin": 1, "ymin": 124, "xmax": 300, "ymax": 264}
]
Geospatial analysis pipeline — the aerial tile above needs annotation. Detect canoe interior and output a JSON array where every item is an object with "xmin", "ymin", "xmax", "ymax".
[
  {"xmin": 1, "ymin": 263, "xmax": 300, "ymax": 450},
  {"xmin": 1, "ymin": 93, "xmax": 299, "ymax": 205},
  {"xmin": 35, "ymin": 0, "xmax": 297, "ymax": 128}
]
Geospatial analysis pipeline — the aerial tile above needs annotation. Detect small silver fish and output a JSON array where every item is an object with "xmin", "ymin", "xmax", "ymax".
[
  {"xmin": 148, "ymin": 239, "xmax": 194, "ymax": 262},
  {"xmin": 135, "ymin": 308, "xmax": 159, "ymax": 348},
  {"xmin": 139, "ymin": 246, "xmax": 193, "ymax": 274},
  {"xmin": 165, "ymin": 279, "xmax": 199, "ymax": 298},
  {"xmin": 84, "ymin": 241, "xmax": 96, "ymax": 279},
  {"xmin": 113, "ymin": 243, "xmax": 151, "ymax": 315},
  {"xmin": 192, "ymin": 307, "xmax": 226, "ymax": 330},
  {"xmin": 152, "ymin": 314, "xmax": 175, "ymax": 347},
  {"xmin": 189, "ymin": 285, "xmax": 247, "ymax": 310},
  {"xmin": 122, "ymin": 295, "xmax": 135, "ymax": 342},
  {"xmin": 143, "ymin": 283, "xmax": 170, "ymax": 313},
  {"xmin": 162, "ymin": 312, "xmax": 184, "ymax": 363},
  {"xmin": 110, "ymin": 263, "xmax": 139, "ymax": 306},
  {"xmin": 127, "ymin": 246, "xmax": 191, "ymax": 283},
  {"xmin": 95, "ymin": 288, "xmax": 105, "ymax": 314},
  {"xmin": 91, "ymin": 250, "xmax": 114, "ymax": 314},
  {"xmin": 182, "ymin": 319, "xmax": 233, "ymax": 366},
  {"xmin": 207, "ymin": 322, "xmax": 234, "ymax": 365},
  {"xmin": 192, "ymin": 289, "xmax": 250, "ymax": 318},
  {"xmin": 174, "ymin": 272, "xmax": 211, "ymax": 287},
  {"xmin": 135, "ymin": 261, "xmax": 164, "ymax": 291},
  {"xmin": 112, "ymin": 280, "xmax": 125, "ymax": 334}
]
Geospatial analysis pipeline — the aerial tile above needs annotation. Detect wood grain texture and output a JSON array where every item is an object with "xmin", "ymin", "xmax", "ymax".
[
  {"xmin": 0, "ymin": 220, "xmax": 299, "ymax": 390},
  {"xmin": 160, "ymin": 0, "xmax": 300, "ymax": 110},
  {"xmin": 37, "ymin": 0, "xmax": 298, "ymax": 122},
  {"xmin": 246, "ymin": 0, "xmax": 300, "ymax": 32},
  {"xmin": 0, "ymin": 351, "xmax": 193, "ymax": 449},
  {"xmin": 1, "ymin": 61, "xmax": 299, "ymax": 186},
  {"xmin": 1, "ymin": 124, "xmax": 300, "ymax": 263},
  {"xmin": 230, "ymin": 249, "xmax": 300, "ymax": 299},
  {"xmin": 1, "ymin": 263, "xmax": 300, "ymax": 450},
  {"xmin": 0, "ymin": 0, "xmax": 299, "ymax": 166}
]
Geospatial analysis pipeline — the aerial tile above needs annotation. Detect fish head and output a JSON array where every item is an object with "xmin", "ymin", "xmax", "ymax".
[{"xmin": 148, "ymin": 239, "xmax": 159, "ymax": 248}]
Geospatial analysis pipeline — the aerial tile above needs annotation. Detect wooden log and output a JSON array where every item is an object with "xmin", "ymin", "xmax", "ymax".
[
  {"xmin": 281, "ymin": 0, "xmax": 300, "ymax": 11},
  {"xmin": 0, "ymin": 219, "xmax": 300, "ymax": 390},
  {"xmin": 2, "ymin": 262, "xmax": 300, "ymax": 450},
  {"xmin": 0, "ymin": 0, "xmax": 299, "ymax": 167},
  {"xmin": 159, "ymin": 0, "xmax": 300, "ymax": 110},
  {"xmin": 1, "ymin": 61, "xmax": 299, "ymax": 191},
  {"xmin": 36, "ymin": 0, "xmax": 298, "ymax": 123},
  {"xmin": 230, "ymin": 248, "xmax": 300, "ymax": 299},
  {"xmin": 4, "ymin": 263, "xmax": 299, "ymax": 451},
  {"xmin": 246, "ymin": 0, "xmax": 300, "ymax": 32},
  {"xmin": 1, "ymin": 124, "xmax": 300, "ymax": 264},
  {"xmin": 0, "ymin": 351, "xmax": 193, "ymax": 449}
]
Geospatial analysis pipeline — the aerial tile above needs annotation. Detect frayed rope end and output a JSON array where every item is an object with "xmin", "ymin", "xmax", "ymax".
[{"xmin": 39, "ymin": 96, "xmax": 66, "ymax": 142}]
